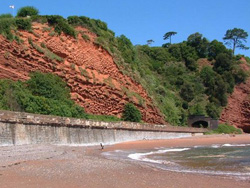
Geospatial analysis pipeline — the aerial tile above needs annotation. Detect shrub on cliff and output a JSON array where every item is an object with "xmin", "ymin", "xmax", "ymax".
[
  {"xmin": 55, "ymin": 19, "xmax": 76, "ymax": 37},
  {"xmin": 0, "ymin": 73, "xmax": 122, "ymax": 121},
  {"xmin": 15, "ymin": 18, "xmax": 32, "ymax": 30},
  {"xmin": 67, "ymin": 16, "xmax": 82, "ymax": 26},
  {"xmin": 16, "ymin": 95, "xmax": 87, "ymax": 119},
  {"xmin": 68, "ymin": 15, "xmax": 115, "ymax": 53},
  {"xmin": 0, "ymin": 14, "xmax": 13, "ymax": 19},
  {"xmin": 0, "ymin": 80, "xmax": 21, "ymax": 111},
  {"xmin": 213, "ymin": 53, "xmax": 233, "ymax": 74},
  {"xmin": 122, "ymin": 103, "xmax": 141, "ymax": 122},
  {"xmin": 26, "ymin": 72, "xmax": 70, "ymax": 101},
  {"xmin": 47, "ymin": 15, "xmax": 76, "ymax": 38},
  {"xmin": 117, "ymin": 35, "xmax": 135, "ymax": 63},
  {"xmin": 180, "ymin": 82, "xmax": 195, "ymax": 102},
  {"xmin": 17, "ymin": 6, "xmax": 39, "ymax": 17},
  {"xmin": 232, "ymin": 66, "xmax": 248, "ymax": 84},
  {"xmin": 0, "ymin": 73, "xmax": 88, "ymax": 119},
  {"xmin": 206, "ymin": 102, "xmax": 221, "ymax": 119},
  {"xmin": 0, "ymin": 18, "xmax": 16, "ymax": 40},
  {"xmin": 30, "ymin": 15, "xmax": 48, "ymax": 24},
  {"xmin": 208, "ymin": 40, "xmax": 230, "ymax": 60}
]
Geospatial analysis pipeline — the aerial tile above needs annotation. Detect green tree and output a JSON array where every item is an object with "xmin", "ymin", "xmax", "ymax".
[
  {"xmin": 200, "ymin": 66, "xmax": 216, "ymax": 88},
  {"xmin": 223, "ymin": 28, "xmax": 249, "ymax": 55},
  {"xmin": 17, "ymin": 6, "xmax": 39, "ymax": 17},
  {"xmin": 185, "ymin": 57, "xmax": 197, "ymax": 71},
  {"xmin": 147, "ymin": 39, "xmax": 154, "ymax": 46},
  {"xmin": 200, "ymin": 66, "xmax": 228, "ymax": 106},
  {"xmin": 222, "ymin": 71, "xmax": 235, "ymax": 93},
  {"xmin": 213, "ymin": 53, "xmax": 233, "ymax": 74},
  {"xmin": 180, "ymin": 42, "xmax": 199, "ymax": 60},
  {"xmin": 208, "ymin": 40, "xmax": 229, "ymax": 60},
  {"xmin": 180, "ymin": 82, "xmax": 195, "ymax": 102},
  {"xmin": 187, "ymin": 32, "xmax": 209, "ymax": 58},
  {"xmin": 122, "ymin": 103, "xmax": 141, "ymax": 122},
  {"xmin": 189, "ymin": 103, "xmax": 206, "ymax": 116},
  {"xmin": 212, "ymin": 76, "xmax": 228, "ymax": 107},
  {"xmin": 167, "ymin": 44, "xmax": 182, "ymax": 61},
  {"xmin": 163, "ymin": 31, "xmax": 177, "ymax": 44},
  {"xmin": 206, "ymin": 102, "xmax": 221, "ymax": 119}
]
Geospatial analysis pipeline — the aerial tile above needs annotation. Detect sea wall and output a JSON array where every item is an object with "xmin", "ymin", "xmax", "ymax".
[{"xmin": 0, "ymin": 110, "xmax": 206, "ymax": 146}]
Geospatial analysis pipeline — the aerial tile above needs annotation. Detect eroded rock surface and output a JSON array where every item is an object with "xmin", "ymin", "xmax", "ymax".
[
  {"xmin": 220, "ymin": 59, "xmax": 250, "ymax": 132},
  {"xmin": 0, "ymin": 23, "xmax": 165, "ymax": 124}
]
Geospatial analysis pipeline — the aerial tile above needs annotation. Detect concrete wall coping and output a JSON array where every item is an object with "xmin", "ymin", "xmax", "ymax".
[{"xmin": 0, "ymin": 110, "xmax": 207, "ymax": 133}]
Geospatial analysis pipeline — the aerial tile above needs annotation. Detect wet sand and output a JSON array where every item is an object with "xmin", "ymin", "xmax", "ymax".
[{"xmin": 0, "ymin": 134, "xmax": 250, "ymax": 188}]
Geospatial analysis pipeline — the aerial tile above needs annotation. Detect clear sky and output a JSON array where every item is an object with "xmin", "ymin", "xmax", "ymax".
[{"xmin": 1, "ymin": 0, "xmax": 250, "ymax": 56}]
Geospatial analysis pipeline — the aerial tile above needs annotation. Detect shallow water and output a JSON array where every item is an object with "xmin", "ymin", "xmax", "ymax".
[{"xmin": 103, "ymin": 144, "xmax": 250, "ymax": 180}]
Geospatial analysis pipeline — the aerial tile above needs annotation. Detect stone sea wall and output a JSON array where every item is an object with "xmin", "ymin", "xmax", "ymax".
[{"xmin": 0, "ymin": 110, "xmax": 206, "ymax": 146}]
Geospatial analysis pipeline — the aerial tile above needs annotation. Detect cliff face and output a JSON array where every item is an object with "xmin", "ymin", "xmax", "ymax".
[
  {"xmin": 0, "ymin": 23, "xmax": 166, "ymax": 124},
  {"xmin": 220, "ymin": 59, "xmax": 250, "ymax": 133}
]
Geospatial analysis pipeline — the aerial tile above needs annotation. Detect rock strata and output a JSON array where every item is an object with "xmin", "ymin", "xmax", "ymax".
[
  {"xmin": 220, "ymin": 59, "xmax": 250, "ymax": 132},
  {"xmin": 0, "ymin": 23, "xmax": 165, "ymax": 124}
]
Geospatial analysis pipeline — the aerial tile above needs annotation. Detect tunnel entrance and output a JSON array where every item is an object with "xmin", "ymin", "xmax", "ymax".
[
  {"xmin": 188, "ymin": 115, "xmax": 218, "ymax": 129},
  {"xmin": 191, "ymin": 121, "xmax": 209, "ymax": 128},
  {"xmin": 241, "ymin": 126, "xmax": 250, "ymax": 133}
]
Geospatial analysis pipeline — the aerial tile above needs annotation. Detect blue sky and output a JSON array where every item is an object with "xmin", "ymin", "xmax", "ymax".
[{"xmin": 1, "ymin": 0, "xmax": 250, "ymax": 56}]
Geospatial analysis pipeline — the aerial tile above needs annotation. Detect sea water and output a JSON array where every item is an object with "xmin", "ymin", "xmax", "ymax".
[{"xmin": 103, "ymin": 144, "xmax": 250, "ymax": 180}]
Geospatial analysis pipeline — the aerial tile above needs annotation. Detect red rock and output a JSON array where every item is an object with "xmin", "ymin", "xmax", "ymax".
[
  {"xmin": 0, "ymin": 23, "xmax": 166, "ymax": 125},
  {"xmin": 220, "ymin": 78, "xmax": 250, "ymax": 133}
]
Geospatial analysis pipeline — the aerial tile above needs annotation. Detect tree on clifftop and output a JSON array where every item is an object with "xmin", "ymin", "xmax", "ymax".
[
  {"xmin": 163, "ymin": 31, "xmax": 177, "ymax": 45},
  {"xmin": 223, "ymin": 28, "xmax": 249, "ymax": 55},
  {"xmin": 17, "ymin": 6, "xmax": 39, "ymax": 17},
  {"xmin": 187, "ymin": 32, "xmax": 209, "ymax": 58},
  {"xmin": 147, "ymin": 39, "xmax": 154, "ymax": 46}
]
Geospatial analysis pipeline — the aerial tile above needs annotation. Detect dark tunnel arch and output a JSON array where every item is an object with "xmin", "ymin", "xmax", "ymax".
[
  {"xmin": 241, "ymin": 126, "xmax": 250, "ymax": 133},
  {"xmin": 191, "ymin": 121, "xmax": 209, "ymax": 128}
]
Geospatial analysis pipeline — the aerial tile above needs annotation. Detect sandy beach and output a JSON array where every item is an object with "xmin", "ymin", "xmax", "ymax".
[{"xmin": 0, "ymin": 134, "xmax": 250, "ymax": 188}]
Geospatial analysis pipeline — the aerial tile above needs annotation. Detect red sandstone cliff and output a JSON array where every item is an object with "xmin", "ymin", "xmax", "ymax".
[
  {"xmin": 220, "ymin": 58, "xmax": 250, "ymax": 132},
  {"xmin": 0, "ymin": 23, "xmax": 166, "ymax": 124}
]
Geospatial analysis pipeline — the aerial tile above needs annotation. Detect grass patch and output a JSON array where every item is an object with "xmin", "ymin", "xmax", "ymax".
[
  {"xmin": 79, "ymin": 67, "xmax": 89, "ymax": 77},
  {"xmin": 14, "ymin": 35, "xmax": 23, "ymax": 44},
  {"xmin": 205, "ymin": 123, "xmax": 242, "ymax": 135},
  {"xmin": 40, "ymin": 42, "xmax": 46, "ymax": 48},
  {"xmin": 44, "ymin": 48, "xmax": 63, "ymax": 62},
  {"xmin": 42, "ymin": 27, "xmax": 52, "ymax": 32},
  {"xmin": 91, "ymin": 71, "xmax": 97, "ymax": 83},
  {"xmin": 49, "ymin": 31, "xmax": 56, "ymax": 36},
  {"xmin": 104, "ymin": 77, "xmax": 115, "ymax": 88},
  {"xmin": 70, "ymin": 63, "xmax": 76, "ymax": 70},
  {"xmin": 82, "ymin": 33, "xmax": 90, "ymax": 41}
]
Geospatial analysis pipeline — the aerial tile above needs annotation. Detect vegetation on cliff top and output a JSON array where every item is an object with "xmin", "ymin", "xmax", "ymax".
[
  {"xmin": 0, "ymin": 7, "xmax": 249, "ymax": 126},
  {"xmin": 17, "ymin": 6, "xmax": 39, "ymax": 17}
]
